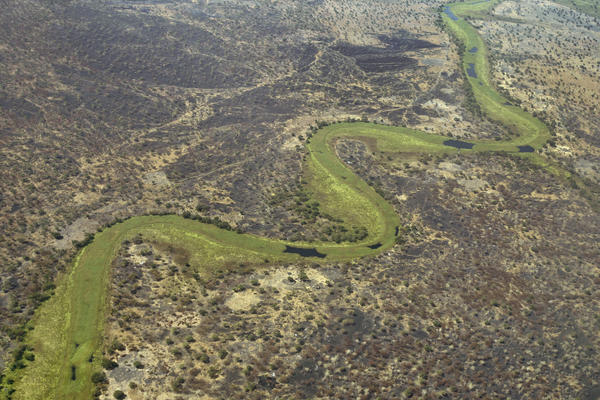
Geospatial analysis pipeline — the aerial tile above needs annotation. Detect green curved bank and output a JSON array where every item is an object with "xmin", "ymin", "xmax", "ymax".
[{"xmin": 4, "ymin": 1, "xmax": 559, "ymax": 398}]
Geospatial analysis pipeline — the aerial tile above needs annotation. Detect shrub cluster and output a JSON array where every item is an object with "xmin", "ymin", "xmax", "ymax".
[{"xmin": 181, "ymin": 212, "xmax": 242, "ymax": 233}]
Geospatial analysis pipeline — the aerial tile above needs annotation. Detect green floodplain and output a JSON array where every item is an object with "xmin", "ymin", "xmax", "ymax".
[{"xmin": 4, "ymin": 0, "xmax": 587, "ymax": 398}]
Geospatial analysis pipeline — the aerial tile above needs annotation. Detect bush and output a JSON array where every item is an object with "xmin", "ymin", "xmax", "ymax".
[
  {"xmin": 10, "ymin": 360, "xmax": 25, "ymax": 370},
  {"xmin": 72, "ymin": 233, "xmax": 95, "ymax": 248},
  {"xmin": 298, "ymin": 271, "xmax": 310, "ymax": 282},
  {"xmin": 91, "ymin": 371, "xmax": 107, "ymax": 384},
  {"xmin": 172, "ymin": 377, "xmax": 185, "ymax": 391},
  {"xmin": 109, "ymin": 340, "xmax": 125, "ymax": 353},
  {"xmin": 180, "ymin": 214, "xmax": 236, "ymax": 231},
  {"xmin": 198, "ymin": 352, "xmax": 210, "ymax": 363},
  {"xmin": 207, "ymin": 366, "xmax": 220, "ymax": 379},
  {"xmin": 101, "ymin": 358, "xmax": 118, "ymax": 370},
  {"xmin": 12, "ymin": 344, "xmax": 29, "ymax": 362},
  {"xmin": 233, "ymin": 284, "xmax": 246, "ymax": 293},
  {"xmin": 113, "ymin": 390, "xmax": 126, "ymax": 399}
]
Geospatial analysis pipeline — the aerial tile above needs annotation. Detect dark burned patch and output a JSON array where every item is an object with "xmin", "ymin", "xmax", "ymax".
[
  {"xmin": 579, "ymin": 384, "xmax": 600, "ymax": 400},
  {"xmin": 258, "ymin": 374, "xmax": 277, "ymax": 389},
  {"xmin": 354, "ymin": 54, "xmax": 417, "ymax": 73},
  {"xmin": 573, "ymin": 128, "xmax": 600, "ymax": 147},
  {"xmin": 0, "ymin": 92, "xmax": 43, "ymax": 122},
  {"xmin": 327, "ymin": 308, "xmax": 371, "ymax": 343},
  {"xmin": 287, "ymin": 358, "xmax": 324, "ymax": 396},
  {"xmin": 412, "ymin": 104, "xmax": 440, "ymax": 118},
  {"xmin": 443, "ymin": 139, "xmax": 474, "ymax": 149},
  {"xmin": 410, "ymin": 329, "xmax": 428, "ymax": 339},
  {"xmin": 377, "ymin": 35, "xmax": 439, "ymax": 52},
  {"xmin": 332, "ymin": 36, "xmax": 437, "ymax": 73},
  {"xmin": 50, "ymin": 4, "xmax": 262, "ymax": 89},
  {"xmin": 284, "ymin": 245, "xmax": 326, "ymax": 258}
]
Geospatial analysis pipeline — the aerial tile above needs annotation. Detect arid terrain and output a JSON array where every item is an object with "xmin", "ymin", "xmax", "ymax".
[
  {"xmin": 0, "ymin": 0, "xmax": 458, "ymax": 351},
  {"xmin": 483, "ymin": 0, "xmax": 600, "ymax": 182},
  {"xmin": 103, "ymin": 150, "xmax": 600, "ymax": 399},
  {"xmin": 0, "ymin": 0, "xmax": 599, "ymax": 398}
]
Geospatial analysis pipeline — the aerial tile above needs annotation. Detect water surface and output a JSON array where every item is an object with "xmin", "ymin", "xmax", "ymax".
[
  {"xmin": 467, "ymin": 63, "xmax": 477, "ymax": 78},
  {"xmin": 284, "ymin": 245, "xmax": 326, "ymax": 258},
  {"xmin": 518, "ymin": 145, "xmax": 534, "ymax": 153},
  {"xmin": 443, "ymin": 139, "xmax": 474, "ymax": 149},
  {"xmin": 443, "ymin": 6, "xmax": 459, "ymax": 21}
]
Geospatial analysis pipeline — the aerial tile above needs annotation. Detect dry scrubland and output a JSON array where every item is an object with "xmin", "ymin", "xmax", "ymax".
[
  {"xmin": 0, "ymin": 0, "xmax": 599, "ymax": 399},
  {"xmin": 101, "ymin": 149, "xmax": 600, "ymax": 399},
  {"xmin": 1, "ymin": 0, "xmax": 454, "ymax": 353},
  {"xmin": 482, "ymin": 0, "xmax": 600, "ymax": 181}
]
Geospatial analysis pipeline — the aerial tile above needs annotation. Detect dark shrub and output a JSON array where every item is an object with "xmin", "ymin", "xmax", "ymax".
[
  {"xmin": 101, "ymin": 358, "xmax": 118, "ymax": 370},
  {"xmin": 113, "ymin": 390, "xmax": 126, "ymax": 400},
  {"xmin": 91, "ymin": 371, "xmax": 107, "ymax": 384}
]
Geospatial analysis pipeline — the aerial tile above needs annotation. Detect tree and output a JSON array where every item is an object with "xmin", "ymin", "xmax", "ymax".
[
  {"xmin": 91, "ymin": 371, "xmax": 107, "ymax": 384},
  {"xmin": 113, "ymin": 390, "xmax": 126, "ymax": 400},
  {"xmin": 102, "ymin": 358, "xmax": 118, "ymax": 370}
]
